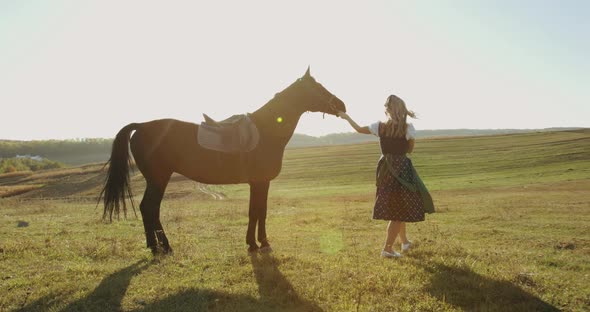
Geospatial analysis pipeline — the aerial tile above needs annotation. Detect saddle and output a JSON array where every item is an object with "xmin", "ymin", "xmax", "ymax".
[{"xmin": 197, "ymin": 113, "xmax": 260, "ymax": 153}]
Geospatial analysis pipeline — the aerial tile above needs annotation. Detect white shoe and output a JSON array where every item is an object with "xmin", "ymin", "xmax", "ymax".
[
  {"xmin": 402, "ymin": 241, "xmax": 412, "ymax": 252},
  {"xmin": 381, "ymin": 250, "xmax": 402, "ymax": 258}
]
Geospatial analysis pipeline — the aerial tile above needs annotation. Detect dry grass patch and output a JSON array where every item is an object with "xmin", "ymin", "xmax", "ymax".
[{"xmin": 0, "ymin": 184, "xmax": 44, "ymax": 198}]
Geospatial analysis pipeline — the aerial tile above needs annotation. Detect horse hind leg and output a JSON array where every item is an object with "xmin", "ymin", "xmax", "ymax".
[
  {"xmin": 155, "ymin": 210, "xmax": 172, "ymax": 254},
  {"xmin": 140, "ymin": 184, "xmax": 161, "ymax": 254},
  {"xmin": 140, "ymin": 180, "xmax": 170, "ymax": 255}
]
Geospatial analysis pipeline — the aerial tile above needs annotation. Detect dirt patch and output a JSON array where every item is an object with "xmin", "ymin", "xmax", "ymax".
[
  {"xmin": 0, "ymin": 185, "xmax": 44, "ymax": 198},
  {"xmin": 2, "ymin": 165, "xmax": 225, "ymax": 202},
  {"xmin": 0, "ymin": 171, "xmax": 33, "ymax": 185},
  {"xmin": 18, "ymin": 171, "xmax": 106, "ymax": 200},
  {"xmin": 197, "ymin": 183, "xmax": 226, "ymax": 200},
  {"xmin": 555, "ymin": 242, "xmax": 576, "ymax": 250}
]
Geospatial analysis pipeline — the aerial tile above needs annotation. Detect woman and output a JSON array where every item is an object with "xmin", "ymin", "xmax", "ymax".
[{"xmin": 338, "ymin": 95, "xmax": 434, "ymax": 258}]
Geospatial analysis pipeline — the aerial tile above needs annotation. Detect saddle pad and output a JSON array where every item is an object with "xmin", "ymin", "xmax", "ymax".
[{"xmin": 197, "ymin": 115, "xmax": 260, "ymax": 153}]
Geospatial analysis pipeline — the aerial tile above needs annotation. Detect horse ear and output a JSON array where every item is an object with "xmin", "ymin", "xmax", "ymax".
[{"xmin": 303, "ymin": 66, "xmax": 311, "ymax": 78}]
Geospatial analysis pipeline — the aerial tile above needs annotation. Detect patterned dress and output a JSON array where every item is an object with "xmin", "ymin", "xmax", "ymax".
[
  {"xmin": 373, "ymin": 155, "xmax": 425, "ymax": 221},
  {"xmin": 368, "ymin": 122, "xmax": 431, "ymax": 222}
]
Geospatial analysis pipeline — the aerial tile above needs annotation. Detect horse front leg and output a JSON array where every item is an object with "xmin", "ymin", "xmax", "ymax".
[
  {"xmin": 246, "ymin": 181, "xmax": 271, "ymax": 252},
  {"xmin": 246, "ymin": 181, "xmax": 271, "ymax": 253},
  {"xmin": 256, "ymin": 181, "xmax": 271, "ymax": 252},
  {"xmin": 246, "ymin": 184, "xmax": 259, "ymax": 252},
  {"xmin": 246, "ymin": 211, "xmax": 259, "ymax": 252}
]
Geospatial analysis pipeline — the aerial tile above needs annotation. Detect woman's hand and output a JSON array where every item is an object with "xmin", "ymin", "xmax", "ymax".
[{"xmin": 337, "ymin": 111, "xmax": 371, "ymax": 134}]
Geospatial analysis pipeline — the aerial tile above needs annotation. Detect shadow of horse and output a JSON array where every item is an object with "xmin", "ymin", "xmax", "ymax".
[
  {"xmin": 422, "ymin": 261, "xmax": 560, "ymax": 311},
  {"xmin": 18, "ymin": 255, "xmax": 321, "ymax": 312},
  {"xmin": 248, "ymin": 253, "xmax": 322, "ymax": 311},
  {"xmin": 137, "ymin": 253, "xmax": 322, "ymax": 312},
  {"xmin": 17, "ymin": 260, "xmax": 150, "ymax": 312}
]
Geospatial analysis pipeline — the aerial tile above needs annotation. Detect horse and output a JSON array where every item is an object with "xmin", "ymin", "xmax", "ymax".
[{"xmin": 99, "ymin": 68, "xmax": 346, "ymax": 254}]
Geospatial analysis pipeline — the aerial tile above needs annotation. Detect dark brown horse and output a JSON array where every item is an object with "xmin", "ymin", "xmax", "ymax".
[{"xmin": 100, "ymin": 68, "xmax": 346, "ymax": 254}]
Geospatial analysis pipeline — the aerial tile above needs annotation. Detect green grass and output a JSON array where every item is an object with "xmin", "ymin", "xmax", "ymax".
[
  {"xmin": 1, "ymin": 130, "xmax": 589, "ymax": 311},
  {"xmin": 223, "ymin": 129, "xmax": 590, "ymax": 198}
]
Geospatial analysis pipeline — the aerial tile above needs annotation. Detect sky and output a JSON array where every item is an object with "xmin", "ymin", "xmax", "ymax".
[{"xmin": 1, "ymin": 0, "xmax": 588, "ymax": 140}]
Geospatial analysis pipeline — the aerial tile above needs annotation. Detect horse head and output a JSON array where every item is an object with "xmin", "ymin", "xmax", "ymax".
[{"xmin": 295, "ymin": 67, "xmax": 346, "ymax": 115}]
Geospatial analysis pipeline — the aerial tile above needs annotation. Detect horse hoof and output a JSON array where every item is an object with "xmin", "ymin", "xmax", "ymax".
[
  {"xmin": 259, "ymin": 246, "xmax": 273, "ymax": 253},
  {"xmin": 150, "ymin": 245, "xmax": 173, "ymax": 256},
  {"xmin": 248, "ymin": 245, "xmax": 260, "ymax": 253}
]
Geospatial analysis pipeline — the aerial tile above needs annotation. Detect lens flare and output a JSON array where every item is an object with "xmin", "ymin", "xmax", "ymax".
[{"xmin": 277, "ymin": 117, "xmax": 283, "ymax": 123}]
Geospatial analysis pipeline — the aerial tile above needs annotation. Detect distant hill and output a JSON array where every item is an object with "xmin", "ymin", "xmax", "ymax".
[
  {"xmin": 2, "ymin": 128, "xmax": 588, "ymax": 200},
  {"xmin": 287, "ymin": 127, "xmax": 582, "ymax": 148},
  {"xmin": 0, "ymin": 128, "xmax": 583, "ymax": 165}
]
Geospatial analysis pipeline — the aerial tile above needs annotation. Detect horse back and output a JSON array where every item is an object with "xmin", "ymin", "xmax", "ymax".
[{"xmin": 130, "ymin": 119, "xmax": 284, "ymax": 185}]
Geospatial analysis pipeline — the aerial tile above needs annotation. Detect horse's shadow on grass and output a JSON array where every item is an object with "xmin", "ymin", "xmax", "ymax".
[
  {"xmin": 20, "ymin": 254, "xmax": 321, "ymax": 312},
  {"xmin": 137, "ymin": 253, "xmax": 322, "ymax": 312},
  {"xmin": 412, "ymin": 251, "xmax": 560, "ymax": 311},
  {"xmin": 17, "ymin": 260, "xmax": 149, "ymax": 312},
  {"xmin": 248, "ymin": 252, "xmax": 322, "ymax": 311}
]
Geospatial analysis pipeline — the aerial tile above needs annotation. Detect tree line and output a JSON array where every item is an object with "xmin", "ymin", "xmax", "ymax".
[
  {"xmin": 1, "ymin": 128, "xmax": 573, "ymax": 167},
  {"xmin": 0, "ymin": 157, "xmax": 64, "ymax": 174},
  {"xmin": 0, "ymin": 138, "xmax": 113, "ymax": 165}
]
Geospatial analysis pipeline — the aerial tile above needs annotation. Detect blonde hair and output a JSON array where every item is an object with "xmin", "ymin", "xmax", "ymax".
[{"xmin": 380, "ymin": 95, "xmax": 417, "ymax": 138}]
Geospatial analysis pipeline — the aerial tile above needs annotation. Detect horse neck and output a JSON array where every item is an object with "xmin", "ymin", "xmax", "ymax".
[{"xmin": 250, "ymin": 94, "xmax": 305, "ymax": 147}]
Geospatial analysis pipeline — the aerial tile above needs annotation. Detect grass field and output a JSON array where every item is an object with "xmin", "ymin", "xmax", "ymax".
[{"xmin": 1, "ymin": 129, "xmax": 589, "ymax": 311}]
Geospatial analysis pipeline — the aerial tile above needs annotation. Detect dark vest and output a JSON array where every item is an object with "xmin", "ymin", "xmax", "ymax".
[
  {"xmin": 378, "ymin": 123, "xmax": 409, "ymax": 155},
  {"xmin": 379, "ymin": 137, "xmax": 409, "ymax": 155}
]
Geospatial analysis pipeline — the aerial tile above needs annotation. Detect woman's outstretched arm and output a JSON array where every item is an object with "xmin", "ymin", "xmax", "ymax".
[{"xmin": 337, "ymin": 112, "xmax": 371, "ymax": 135}]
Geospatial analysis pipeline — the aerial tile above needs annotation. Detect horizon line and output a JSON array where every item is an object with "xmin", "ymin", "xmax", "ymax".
[{"xmin": 0, "ymin": 127, "xmax": 585, "ymax": 142}]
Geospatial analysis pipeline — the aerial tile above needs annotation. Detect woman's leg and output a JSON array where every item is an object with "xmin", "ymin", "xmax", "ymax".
[
  {"xmin": 399, "ymin": 222, "xmax": 410, "ymax": 244},
  {"xmin": 384, "ymin": 221, "xmax": 402, "ymax": 252}
]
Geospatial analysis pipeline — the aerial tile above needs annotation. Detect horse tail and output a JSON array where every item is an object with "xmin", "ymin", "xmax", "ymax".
[{"xmin": 99, "ymin": 123, "xmax": 140, "ymax": 222}]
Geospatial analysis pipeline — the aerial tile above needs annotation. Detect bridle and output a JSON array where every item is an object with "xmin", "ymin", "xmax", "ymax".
[
  {"xmin": 323, "ymin": 96, "xmax": 339, "ymax": 119},
  {"xmin": 306, "ymin": 81, "xmax": 339, "ymax": 118}
]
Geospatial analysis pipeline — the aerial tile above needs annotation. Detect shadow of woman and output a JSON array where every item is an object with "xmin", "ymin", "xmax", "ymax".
[
  {"xmin": 423, "ymin": 261, "xmax": 560, "ymax": 311},
  {"xmin": 17, "ymin": 260, "xmax": 150, "ymax": 312}
]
